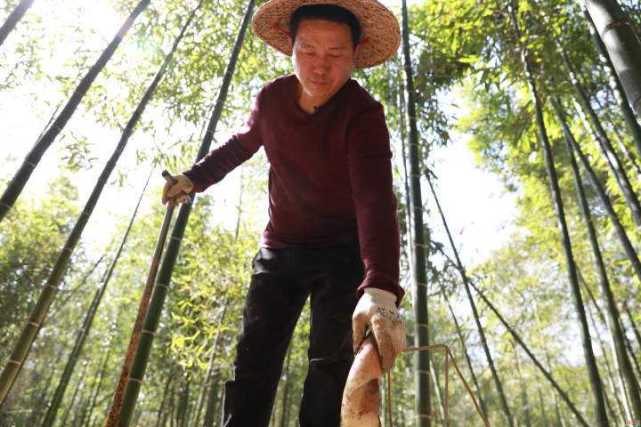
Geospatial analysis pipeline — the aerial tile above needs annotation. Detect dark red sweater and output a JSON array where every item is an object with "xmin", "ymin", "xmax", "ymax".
[{"xmin": 184, "ymin": 75, "xmax": 403, "ymax": 301}]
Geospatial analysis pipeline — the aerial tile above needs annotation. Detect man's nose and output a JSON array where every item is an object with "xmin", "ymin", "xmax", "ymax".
[{"xmin": 312, "ymin": 55, "xmax": 330, "ymax": 73}]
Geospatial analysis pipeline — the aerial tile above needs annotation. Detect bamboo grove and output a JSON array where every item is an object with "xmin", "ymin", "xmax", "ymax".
[{"xmin": 1, "ymin": 0, "xmax": 641, "ymax": 425}]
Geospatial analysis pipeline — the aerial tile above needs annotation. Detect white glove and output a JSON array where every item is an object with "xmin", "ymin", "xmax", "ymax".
[
  {"xmin": 352, "ymin": 288, "xmax": 406, "ymax": 372},
  {"xmin": 161, "ymin": 174, "xmax": 193, "ymax": 207}
]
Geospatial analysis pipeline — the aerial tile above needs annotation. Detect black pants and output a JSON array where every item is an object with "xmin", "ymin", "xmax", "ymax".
[{"xmin": 222, "ymin": 244, "xmax": 364, "ymax": 427}]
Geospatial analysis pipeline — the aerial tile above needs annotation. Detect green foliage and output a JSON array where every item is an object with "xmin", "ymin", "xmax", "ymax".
[
  {"xmin": 167, "ymin": 196, "xmax": 257, "ymax": 370},
  {"xmin": 0, "ymin": 176, "xmax": 83, "ymax": 363}
]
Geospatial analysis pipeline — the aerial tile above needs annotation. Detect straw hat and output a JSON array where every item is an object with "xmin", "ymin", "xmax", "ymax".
[{"xmin": 252, "ymin": 0, "xmax": 401, "ymax": 69}]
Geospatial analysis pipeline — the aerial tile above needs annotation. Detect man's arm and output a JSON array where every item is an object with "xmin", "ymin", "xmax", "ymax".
[
  {"xmin": 182, "ymin": 90, "xmax": 265, "ymax": 193},
  {"xmin": 347, "ymin": 102, "xmax": 403, "ymax": 303},
  {"xmin": 348, "ymin": 101, "xmax": 406, "ymax": 370}
]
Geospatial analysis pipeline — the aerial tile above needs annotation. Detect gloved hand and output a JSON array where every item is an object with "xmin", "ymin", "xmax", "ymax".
[
  {"xmin": 352, "ymin": 288, "xmax": 406, "ymax": 372},
  {"xmin": 161, "ymin": 174, "xmax": 193, "ymax": 207}
]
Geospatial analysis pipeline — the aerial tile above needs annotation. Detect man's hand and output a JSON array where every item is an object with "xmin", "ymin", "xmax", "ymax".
[
  {"xmin": 161, "ymin": 173, "xmax": 194, "ymax": 207},
  {"xmin": 352, "ymin": 288, "xmax": 406, "ymax": 372}
]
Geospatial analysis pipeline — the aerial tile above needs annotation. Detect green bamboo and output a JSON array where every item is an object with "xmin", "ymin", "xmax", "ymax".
[
  {"xmin": 511, "ymin": 340, "xmax": 533, "ymax": 427},
  {"xmin": 100, "ymin": 1, "xmax": 207, "ymax": 422},
  {"xmin": 623, "ymin": 302, "xmax": 641, "ymax": 355},
  {"xmin": 400, "ymin": 0, "xmax": 431, "ymax": 424},
  {"xmin": 562, "ymin": 108, "xmax": 641, "ymax": 284},
  {"xmin": 41, "ymin": 171, "xmax": 151, "ymax": 426},
  {"xmin": 0, "ymin": 0, "xmax": 150, "ymax": 222},
  {"xmin": 426, "ymin": 171, "xmax": 513, "ymax": 427},
  {"xmin": 583, "ymin": 281, "xmax": 628, "ymax": 424},
  {"xmin": 0, "ymin": 0, "xmax": 153, "ymax": 399},
  {"xmin": 83, "ymin": 353, "xmax": 111, "ymax": 427},
  {"xmin": 537, "ymin": 387, "xmax": 550, "ymax": 427},
  {"xmin": 560, "ymin": 50, "xmax": 641, "ymax": 226},
  {"xmin": 0, "ymin": 0, "xmax": 35, "ymax": 47},
  {"xmin": 585, "ymin": 0, "xmax": 641, "ymax": 117},
  {"xmin": 201, "ymin": 302, "xmax": 230, "ymax": 427},
  {"xmin": 59, "ymin": 361, "xmax": 89, "ymax": 427},
  {"xmin": 440, "ymin": 287, "xmax": 487, "ymax": 418},
  {"xmin": 176, "ymin": 371, "xmax": 191, "ymax": 427},
  {"xmin": 553, "ymin": 97, "xmax": 641, "ymax": 419},
  {"xmin": 584, "ymin": 9, "xmax": 641, "ymax": 158},
  {"xmin": 117, "ymin": 0, "xmax": 255, "ymax": 423},
  {"xmin": 509, "ymin": 2, "xmax": 609, "ymax": 423},
  {"xmin": 154, "ymin": 370, "xmax": 173, "ymax": 427},
  {"xmin": 467, "ymin": 279, "xmax": 590, "ymax": 427},
  {"xmin": 104, "ymin": 202, "xmax": 175, "ymax": 427}
]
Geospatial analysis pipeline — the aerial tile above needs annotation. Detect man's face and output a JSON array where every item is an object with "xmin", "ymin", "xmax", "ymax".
[{"xmin": 291, "ymin": 19, "xmax": 357, "ymax": 110}]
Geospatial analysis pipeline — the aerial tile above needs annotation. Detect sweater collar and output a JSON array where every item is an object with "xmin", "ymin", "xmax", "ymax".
[{"xmin": 288, "ymin": 75, "xmax": 353, "ymax": 118}]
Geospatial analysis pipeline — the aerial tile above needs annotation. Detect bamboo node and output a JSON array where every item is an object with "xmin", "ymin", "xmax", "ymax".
[
  {"xmin": 128, "ymin": 376, "xmax": 143, "ymax": 384},
  {"xmin": 141, "ymin": 328, "xmax": 156, "ymax": 337}
]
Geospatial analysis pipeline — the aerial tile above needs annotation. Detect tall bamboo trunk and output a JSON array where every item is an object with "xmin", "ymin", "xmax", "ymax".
[
  {"xmin": 116, "ymin": 1, "xmax": 254, "ymax": 424},
  {"xmin": 585, "ymin": 0, "xmax": 641, "ymax": 118},
  {"xmin": 192, "ymin": 356, "xmax": 215, "ymax": 427},
  {"xmin": 104, "ymin": 201, "xmax": 175, "ymax": 426},
  {"xmin": 553, "ymin": 97, "xmax": 641, "ymax": 419},
  {"xmin": 84, "ymin": 353, "xmax": 111, "ymax": 427},
  {"xmin": 0, "ymin": 0, "xmax": 150, "ymax": 222},
  {"xmin": 561, "ymin": 50, "xmax": 641, "ymax": 226},
  {"xmin": 0, "ymin": 246, "xmax": 102, "ymax": 408},
  {"xmin": 202, "ymin": 302, "xmax": 230, "ymax": 427},
  {"xmin": 75, "ymin": 386, "xmax": 93, "ymax": 427},
  {"xmin": 192, "ymin": 358, "xmax": 212, "ymax": 427},
  {"xmin": 0, "ymin": 0, "xmax": 204, "ymax": 404},
  {"xmin": 441, "ymin": 288, "xmax": 487, "ymax": 418},
  {"xmin": 41, "ymin": 170, "xmax": 150, "ymax": 426},
  {"xmin": 623, "ymin": 302, "xmax": 641, "ymax": 354},
  {"xmin": 400, "ymin": 0, "xmax": 431, "ymax": 424},
  {"xmin": 509, "ymin": 3, "xmax": 609, "ymax": 424},
  {"xmin": 59, "ymin": 362, "xmax": 89, "ymax": 427},
  {"xmin": 512, "ymin": 341, "xmax": 533, "ymax": 427},
  {"xmin": 154, "ymin": 370, "xmax": 174, "ymax": 427},
  {"xmin": 25, "ymin": 348, "xmax": 62, "ymax": 425},
  {"xmin": 429, "ymin": 360, "xmax": 446, "ymax": 424},
  {"xmin": 0, "ymin": 0, "xmax": 35, "ymax": 47},
  {"xmin": 563, "ymin": 117, "xmax": 641, "ymax": 284},
  {"xmin": 623, "ymin": 332, "xmax": 641, "ymax": 389},
  {"xmin": 584, "ymin": 10, "xmax": 641, "ymax": 158},
  {"xmin": 537, "ymin": 387, "xmax": 550, "ymax": 427},
  {"xmin": 468, "ymin": 279, "xmax": 590, "ymax": 426},
  {"xmin": 584, "ymin": 285, "xmax": 628, "ymax": 425},
  {"xmin": 426, "ymin": 173, "xmax": 512, "ymax": 426},
  {"xmin": 586, "ymin": 88, "xmax": 640, "ymax": 172},
  {"xmin": 176, "ymin": 372, "xmax": 191, "ymax": 427},
  {"xmin": 398, "ymin": 75, "xmax": 415, "ymax": 278}
]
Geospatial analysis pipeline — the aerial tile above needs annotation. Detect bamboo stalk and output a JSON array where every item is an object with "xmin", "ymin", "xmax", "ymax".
[
  {"xmin": 0, "ymin": 0, "xmax": 35, "ymax": 47},
  {"xmin": 116, "ymin": 1, "xmax": 255, "ymax": 423},
  {"xmin": 0, "ymin": 0, "xmax": 150, "ymax": 222}
]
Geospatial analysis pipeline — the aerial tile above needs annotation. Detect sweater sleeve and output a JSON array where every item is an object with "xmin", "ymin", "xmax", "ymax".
[
  {"xmin": 347, "ymin": 102, "xmax": 404, "ymax": 303},
  {"xmin": 183, "ymin": 90, "xmax": 264, "ymax": 193}
]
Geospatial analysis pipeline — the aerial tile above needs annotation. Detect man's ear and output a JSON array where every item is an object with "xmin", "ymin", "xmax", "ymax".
[
  {"xmin": 274, "ymin": 23, "xmax": 293, "ymax": 50},
  {"xmin": 353, "ymin": 37, "xmax": 367, "ymax": 64}
]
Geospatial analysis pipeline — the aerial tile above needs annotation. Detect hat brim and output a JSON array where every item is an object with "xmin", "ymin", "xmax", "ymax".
[{"xmin": 252, "ymin": 0, "xmax": 401, "ymax": 69}]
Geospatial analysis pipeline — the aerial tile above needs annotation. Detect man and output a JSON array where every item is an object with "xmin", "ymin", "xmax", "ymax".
[{"xmin": 163, "ymin": 1, "xmax": 405, "ymax": 425}]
